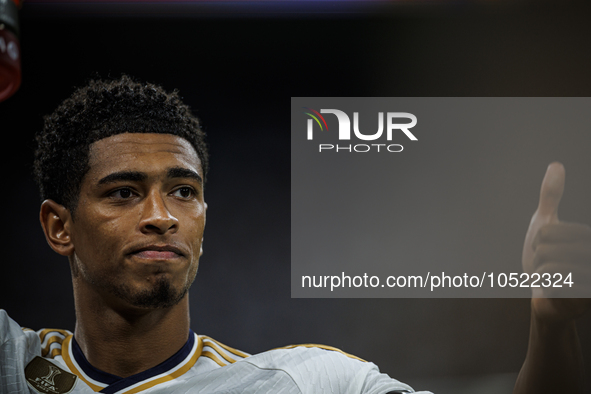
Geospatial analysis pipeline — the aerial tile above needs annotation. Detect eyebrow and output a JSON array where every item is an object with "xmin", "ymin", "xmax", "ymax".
[
  {"xmin": 167, "ymin": 166, "xmax": 203, "ymax": 185},
  {"xmin": 98, "ymin": 171, "xmax": 146, "ymax": 185},
  {"xmin": 97, "ymin": 167, "xmax": 202, "ymax": 186}
]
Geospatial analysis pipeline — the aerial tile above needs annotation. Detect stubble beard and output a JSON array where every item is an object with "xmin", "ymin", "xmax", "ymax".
[
  {"xmin": 72, "ymin": 254, "xmax": 198, "ymax": 310},
  {"xmin": 111, "ymin": 276, "xmax": 189, "ymax": 309}
]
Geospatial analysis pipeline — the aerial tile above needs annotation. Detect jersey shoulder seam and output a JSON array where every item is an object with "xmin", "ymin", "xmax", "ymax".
[{"xmin": 271, "ymin": 343, "xmax": 367, "ymax": 362}]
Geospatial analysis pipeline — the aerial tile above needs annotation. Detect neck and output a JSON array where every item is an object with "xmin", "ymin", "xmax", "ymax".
[{"xmin": 72, "ymin": 281, "xmax": 191, "ymax": 378}]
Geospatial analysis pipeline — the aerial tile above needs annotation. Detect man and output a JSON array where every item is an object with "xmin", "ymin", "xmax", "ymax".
[{"xmin": 0, "ymin": 75, "xmax": 589, "ymax": 393}]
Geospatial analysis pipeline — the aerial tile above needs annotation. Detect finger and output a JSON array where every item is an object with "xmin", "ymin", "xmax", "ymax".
[
  {"xmin": 537, "ymin": 284, "xmax": 591, "ymax": 299},
  {"xmin": 532, "ymin": 243, "xmax": 591, "ymax": 268},
  {"xmin": 533, "ymin": 263, "xmax": 591, "ymax": 298},
  {"xmin": 537, "ymin": 162, "xmax": 565, "ymax": 220},
  {"xmin": 533, "ymin": 222, "xmax": 591, "ymax": 250},
  {"xmin": 532, "ymin": 298, "xmax": 591, "ymax": 321}
]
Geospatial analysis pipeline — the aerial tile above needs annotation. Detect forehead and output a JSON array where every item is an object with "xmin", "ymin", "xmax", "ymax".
[{"xmin": 87, "ymin": 133, "xmax": 202, "ymax": 178}]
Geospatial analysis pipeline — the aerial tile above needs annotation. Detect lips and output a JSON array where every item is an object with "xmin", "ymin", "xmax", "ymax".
[{"xmin": 128, "ymin": 245, "xmax": 185, "ymax": 260}]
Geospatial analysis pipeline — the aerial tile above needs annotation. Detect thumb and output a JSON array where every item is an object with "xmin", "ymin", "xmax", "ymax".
[
  {"xmin": 523, "ymin": 162, "xmax": 565, "ymax": 279},
  {"xmin": 536, "ymin": 162, "xmax": 565, "ymax": 222}
]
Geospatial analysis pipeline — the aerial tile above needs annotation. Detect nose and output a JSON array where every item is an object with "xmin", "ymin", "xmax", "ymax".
[{"xmin": 139, "ymin": 191, "xmax": 179, "ymax": 235}]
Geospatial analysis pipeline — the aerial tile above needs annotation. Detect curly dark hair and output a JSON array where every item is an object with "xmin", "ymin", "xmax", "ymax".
[{"xmin": 33, "ymin": 75, "xmax": 209, "ymax": 216}]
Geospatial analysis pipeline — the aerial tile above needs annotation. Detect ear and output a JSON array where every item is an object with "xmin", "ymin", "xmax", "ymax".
[{"xmin": 39, "ymin": 199, "xmax": 75, "ymax": 256}]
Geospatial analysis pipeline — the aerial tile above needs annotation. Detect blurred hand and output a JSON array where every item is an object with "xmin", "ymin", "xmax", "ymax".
[{"xmin": 522, "ymin": 162, "xmax": 591, "ymax": 322}]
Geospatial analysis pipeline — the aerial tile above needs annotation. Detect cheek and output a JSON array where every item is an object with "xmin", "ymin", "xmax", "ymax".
[
  {"xmin": 72, "ymin": 214, "xmax": 129, "ymax": 269},
  {"xmin": 187, "ymin": 214, "xmax": 206, "ymax": 255},
  {"xmin": 190, "ymin": 218, "xmax": 205, "ymax": 243}
]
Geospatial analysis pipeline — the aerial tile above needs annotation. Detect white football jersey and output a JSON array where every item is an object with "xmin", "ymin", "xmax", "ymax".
[{"xmin": 0, "ymin": 310, "xmax": 431, "ymax": 394}]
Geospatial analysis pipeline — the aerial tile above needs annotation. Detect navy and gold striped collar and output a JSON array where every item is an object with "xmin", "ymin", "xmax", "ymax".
[{"xmin": 62, "ymin": 330, "xmax": 202, "ymax": 394}]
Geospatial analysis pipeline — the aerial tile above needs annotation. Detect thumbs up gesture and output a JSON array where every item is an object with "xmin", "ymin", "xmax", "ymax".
[
  {"xmin": 515, "ymin": 163, "xmax": 591, "ymax": 394},
  {"xmin": 522, "ymin": 162, "xmax": 591, "ymax": 321}
]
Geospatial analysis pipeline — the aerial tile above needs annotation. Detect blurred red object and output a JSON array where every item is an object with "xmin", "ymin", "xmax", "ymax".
[{"xmin": 0, "ymin": 0, "xmax": 21, "ymax": 102}]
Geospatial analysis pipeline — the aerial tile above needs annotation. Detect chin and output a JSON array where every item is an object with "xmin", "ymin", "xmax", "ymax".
[{"xmin": 115, "ymin": 276, "xmax": 189, "ymax": 309}]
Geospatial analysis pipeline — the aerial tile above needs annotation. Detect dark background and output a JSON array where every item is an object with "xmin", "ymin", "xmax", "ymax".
[{"xmin": 1, "ymin": 1, "xmax": 591, "ymax": 392}]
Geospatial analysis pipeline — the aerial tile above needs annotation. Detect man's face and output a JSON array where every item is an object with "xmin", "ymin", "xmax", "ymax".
[{"xmin": 67, "ymin": 133, "xmax": 206, "ymax": 310}]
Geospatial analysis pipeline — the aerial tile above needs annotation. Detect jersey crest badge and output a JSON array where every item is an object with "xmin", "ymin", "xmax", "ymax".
[{"xmin": 25, "ymin": 356, "xmax": 77, "ymax": 394}]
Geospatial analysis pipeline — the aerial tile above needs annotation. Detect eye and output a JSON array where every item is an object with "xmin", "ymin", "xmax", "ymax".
[
  {"xmin": 109, "ymin": 188, "xmax": 135, "ymax": 199},
  {"xmin": 172, "ymin": 187, "xmax": 195, "ymax": 199}
]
